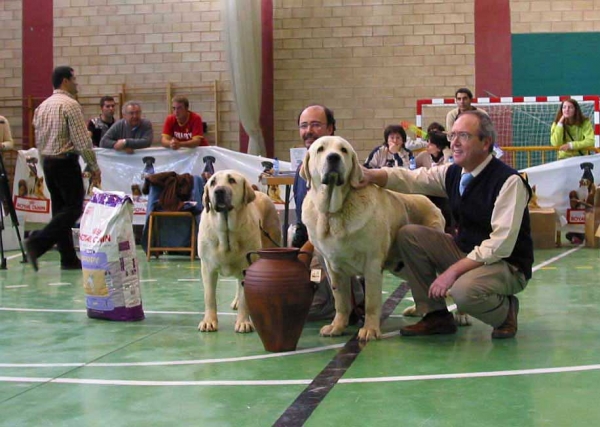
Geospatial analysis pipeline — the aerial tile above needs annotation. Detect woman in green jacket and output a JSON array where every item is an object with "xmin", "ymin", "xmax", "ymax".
[{"xmin": 550, "ymin": 98, "xmax": 595, "ymax": 160}]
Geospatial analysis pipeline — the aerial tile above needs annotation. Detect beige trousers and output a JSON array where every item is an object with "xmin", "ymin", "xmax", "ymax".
[{"xmin": 396, "ymin": 224, "xmax": 527, "ymax": 327}]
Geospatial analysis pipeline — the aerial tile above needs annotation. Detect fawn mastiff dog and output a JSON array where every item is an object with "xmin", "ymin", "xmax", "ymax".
[
  {"xmin": 198, "ymin": 170, "xmax": 281, "ymax": 333},
  {"xmin": 300, "ymin": 136, "xmax": 445, "ymax": 341}
]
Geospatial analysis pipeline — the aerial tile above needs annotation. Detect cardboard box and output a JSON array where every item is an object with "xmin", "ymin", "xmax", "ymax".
[{"xmin": 530, "ymin": 208, "xmax": 557, "ymax": 249}]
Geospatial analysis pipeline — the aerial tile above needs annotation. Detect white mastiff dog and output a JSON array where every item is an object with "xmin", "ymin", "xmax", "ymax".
[
  {"xmin": 300, "ymin": 136, "xmax": 445, "ymax": 341},
  {"xmin": 198, "ymin": 170, "xmax": 281, "ymax": 333}
]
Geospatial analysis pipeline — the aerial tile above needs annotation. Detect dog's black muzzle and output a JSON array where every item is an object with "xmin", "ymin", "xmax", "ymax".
[
  {"xmin": 322, "ymin": 153, "xmax": 345, "ymax": 186},
  {"xmin": 214, "ymin": 187, "xmax": 233, "ymax": 212}
]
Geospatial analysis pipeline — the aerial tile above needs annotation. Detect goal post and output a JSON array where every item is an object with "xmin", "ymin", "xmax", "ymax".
[{"xmin": 416, "ymin": 95, "xmax": 600, "ymax": 169}]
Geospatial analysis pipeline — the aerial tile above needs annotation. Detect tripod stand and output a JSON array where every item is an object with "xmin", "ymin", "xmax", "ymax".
[{"xmin": 0, "ymin": 152, "xmax": 27, "ymax": 269}]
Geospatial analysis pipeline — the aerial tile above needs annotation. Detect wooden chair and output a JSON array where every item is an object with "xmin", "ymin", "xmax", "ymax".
[{"xmin": 146, "ymin": 211, "xmax": 196, "ymax": 261}]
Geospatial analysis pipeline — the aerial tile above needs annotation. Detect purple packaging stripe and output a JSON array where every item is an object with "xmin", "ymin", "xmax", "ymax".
[
  {"xmin": 118, "ymin": 241, "xmax": 131, "ymax": 251},
  {"xmin": 87, "ymin": 304, "xmax": 145, "ymax": 322},
  {"xmin": 90, "ymin": 192, "xmax": 132, "ymax": 207}
]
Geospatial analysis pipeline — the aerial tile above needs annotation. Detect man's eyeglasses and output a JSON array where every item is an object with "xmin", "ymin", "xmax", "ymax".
[
  {"xmin": 299, "ymin": 121, "xmax": 324, "ymax": 131},
  {"xmin": 446, "ymin": 131, "xmax": 476, "ymax": 143}
]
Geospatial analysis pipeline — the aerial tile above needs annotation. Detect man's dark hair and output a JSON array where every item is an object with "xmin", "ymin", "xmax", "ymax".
[
  {"xmin": 297, "ymin": 104, "xmax": 336, "ymax": 133},
  {"xmin": 52, "ymin": 66, "xmax": 74, "ymax": 89},
  {"xmin": 100, "ymin": 95, "xmax": 115, "ymax": 108},
  {"xmin": 455, "ymin": 87, "xmax": 474, "ymax": 99},
  {"xmin": 383, "ymin": 124, "xmax": 407, "ymax": 144}
]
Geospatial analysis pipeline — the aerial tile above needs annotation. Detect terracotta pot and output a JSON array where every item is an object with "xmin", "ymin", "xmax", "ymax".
[{"xmin": 243, "ymin": 248, "xmax": 314, "ymax": 352}]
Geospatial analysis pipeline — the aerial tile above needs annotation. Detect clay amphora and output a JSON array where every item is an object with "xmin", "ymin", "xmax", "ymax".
[{"xmin": 243, "ymin": 248, "xmax": 314, "ymax": 352}]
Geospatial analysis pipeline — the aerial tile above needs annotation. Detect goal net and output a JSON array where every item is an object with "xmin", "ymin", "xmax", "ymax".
[{"xmin": 416, "ymin": 96, "xmax": 600, "ymax": 170}]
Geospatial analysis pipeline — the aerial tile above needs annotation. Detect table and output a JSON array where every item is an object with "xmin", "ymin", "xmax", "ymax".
[{"xmin": 261, "ymin": 174, "xmax": 295, "ymax": 246}]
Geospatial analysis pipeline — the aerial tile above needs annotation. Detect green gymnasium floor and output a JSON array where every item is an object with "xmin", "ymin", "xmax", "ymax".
[{"xmin": 0, "ymin": 244, "xmax": 599, "ymax": 427}]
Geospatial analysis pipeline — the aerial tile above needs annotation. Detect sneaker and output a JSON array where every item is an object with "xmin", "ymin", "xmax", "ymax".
[
  {"xmin": 400, "ymin": 309, "xmax": 457, "ymax": 336},
  {"xmin": 491, "ymin": 296, "xmax": 519, "ymax": 339}
]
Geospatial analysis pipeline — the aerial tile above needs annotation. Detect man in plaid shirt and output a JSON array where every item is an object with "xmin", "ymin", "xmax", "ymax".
[{"xmin": 26, "ymin": 66, "xmax": 101, "ymax": 271}]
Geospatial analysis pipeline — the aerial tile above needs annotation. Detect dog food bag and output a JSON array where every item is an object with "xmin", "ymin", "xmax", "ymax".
[{"xmin": 79, "ymin": 189, "xmax": 144, "ymax": 321}]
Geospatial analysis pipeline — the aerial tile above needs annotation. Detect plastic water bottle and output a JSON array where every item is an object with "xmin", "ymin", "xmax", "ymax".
[
  {"xmin": 273, "ymin": 157, "xmax": 280, "ymax": 175},
  {"xmin": 408, "ymin": 156, "xmax": 416, "ymax": 171}
]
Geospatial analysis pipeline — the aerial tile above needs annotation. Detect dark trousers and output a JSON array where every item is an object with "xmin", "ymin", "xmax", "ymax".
[{"xmin": 29, "ymin": 155, "xmax": 84, "ymax": 263}]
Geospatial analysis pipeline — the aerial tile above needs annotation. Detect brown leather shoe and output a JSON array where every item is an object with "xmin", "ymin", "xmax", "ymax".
[
  {"xmin": 400, "ymin": 309, "xmax": 457, "ymax": 336},
  {"xmin": 492, "ymin": 296, "xmax": 519, "ymax": 339}
]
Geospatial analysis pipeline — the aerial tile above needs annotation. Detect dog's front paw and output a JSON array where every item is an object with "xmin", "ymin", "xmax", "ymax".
[
  {"xmin": 198, "ymin": 317, "xmax": 218, "ymax": 332},
  {"xmin": 454, "ymin": 311, "xmax": 472, "ymax": 326},
  {"xmin": 402, "ymin": 304, "xmax": 420, "ymax": 317},
  {"xmin": 357, "ymin": 327, "xmax": 381, "ymax": 341},
  {"xmin": 234, "ymin": 319, "xmax": 254, "ymax": 333},
  {"xmin": 320, "ymin": 323, "xmax": 345, "ymax": 337},
  {"xmin": 230, "ymin": 296, "xmax": 239, "ymax": 310}
]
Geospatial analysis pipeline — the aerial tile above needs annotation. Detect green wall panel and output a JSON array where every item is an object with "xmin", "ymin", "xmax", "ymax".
[{"xmin": 512, "ymin": 32, "xmax": 600, "ymax": 96}]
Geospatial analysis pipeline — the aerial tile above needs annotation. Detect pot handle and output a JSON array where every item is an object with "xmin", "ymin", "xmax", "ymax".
[{"xmin": 246, "ymin": 251, "xmax": 259, "ymax": 265}]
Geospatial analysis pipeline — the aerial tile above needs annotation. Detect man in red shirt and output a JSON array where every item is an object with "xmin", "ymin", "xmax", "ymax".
[{"xmin": 161, "ymin": 95, "xmax": 207, "ymax": 150}]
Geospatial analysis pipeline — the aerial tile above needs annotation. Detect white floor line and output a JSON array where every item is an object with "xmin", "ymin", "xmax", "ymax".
[
  {"xmin": 48, "ymin": 282, "xmax": 72, "ymax": 286},
  {"xmin": 177, "ymin": 278, "xmax": 200, "ymax": 282},
  {"xmin": 0, "ymin": 342, "xmax": 345, "ymax": 368},
  {"xmin": 4, "ymin": 285, "xmax": 28, "ymax": 289},
  {"xmin": 531, "ymin": 245, "xmax": 582, "ymax": 272},
  {"xmin": 3, "ymin": 363, "xmax": 600, "ymax": 387},
  {"xmin": 139, "ymin": 279, "xmax": 157, "ymax": 282},
  {"xmin": 0, "ymin": 307, "xmax": 234, "ymax": 316}
]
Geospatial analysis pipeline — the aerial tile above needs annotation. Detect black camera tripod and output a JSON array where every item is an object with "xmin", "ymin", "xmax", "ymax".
[{"xmin": 0, "ymin": 153, "xmax": 27, "ymax": 269}]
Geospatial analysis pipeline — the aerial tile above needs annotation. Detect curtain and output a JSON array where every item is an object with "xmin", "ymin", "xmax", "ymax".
[{"xmin": 221, "ymin": 0, "xmax": 266, "ymax": 155}]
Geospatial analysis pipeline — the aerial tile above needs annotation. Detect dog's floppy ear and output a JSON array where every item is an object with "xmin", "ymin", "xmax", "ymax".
[
  {"xmin": 299, "ymin": 151, "xmax": 311, "ymax": 189},
  {"xmin": 348, "ymin": 146, "xmax": 364, "ymax": 188},
  {"xmin": 203, "ymin": 182, "xmax": 211, "ymax": 212},
  {"xmin": 243, "ymin": 177, "xmax": 256, "ymax": 205}
]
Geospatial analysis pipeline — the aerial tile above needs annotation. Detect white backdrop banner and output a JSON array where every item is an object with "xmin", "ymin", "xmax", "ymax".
[
  {"xmin": 522, "ymin": 153, "xmax": 600, "ymax": 231},
  {"xmin": 12, "ymin": 147, "xmax": 292, "ymax": 225}
]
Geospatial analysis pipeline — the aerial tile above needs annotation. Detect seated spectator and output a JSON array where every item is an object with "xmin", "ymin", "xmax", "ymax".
[
  {"xmin": 0, "ymin": 115, "xmax": 14, "ymax": 150},
  {"xmin": 87, "ymin": 96, "xmax": 116, "ymax": 147},
  {"xmin": 161, "ymin": 95, "xmax": 207, "ymax": 150},
  {"xmin": 415, "ymin": 124, "xmax": 452, "ymax": 168},
  {"xmin": 100, "ymin": 101, "xmax": 153, "ymax": 153},
  {"xmin": 550, "ymin": 98, "xmax": 594, "ymax": 160},
  {"xmin": 364, "ymin": 124, "xmax": 413, "ymax": 169}
]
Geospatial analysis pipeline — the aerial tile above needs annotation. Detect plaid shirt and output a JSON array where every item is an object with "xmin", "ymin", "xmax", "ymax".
[{"xmin": 33, "ymin": 89, "xmax": 98, "ymax": 171}]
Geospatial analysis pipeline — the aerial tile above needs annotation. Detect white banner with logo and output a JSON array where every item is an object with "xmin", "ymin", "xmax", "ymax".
[
  {"xmin": 522, "ymin": 154, "xmax": 600, "ymax": 232},
  {"xmin": 12, "ymin": 147, "xmax": 292, "ymax": 225}
]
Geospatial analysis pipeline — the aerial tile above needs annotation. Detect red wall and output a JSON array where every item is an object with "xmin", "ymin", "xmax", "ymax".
[
  {"xmin": 474, "ymin": 0, "xmax": 512, "ymax": 97},
  {"xmin": 22, "ymin": 0, "xmax": 54, "ymax": 148}
]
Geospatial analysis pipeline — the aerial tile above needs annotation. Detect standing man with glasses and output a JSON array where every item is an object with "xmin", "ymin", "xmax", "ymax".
[
  {"xmin": 26, "ymin": 66, "xmax": 101, "ymax": 271},
  {"xmin": 446, "ymin": 88, "xmax": 489, "ymax": 132},
  {"xmin": 358, "ymin": 110, "xmax": 533, "ymax": 340}
]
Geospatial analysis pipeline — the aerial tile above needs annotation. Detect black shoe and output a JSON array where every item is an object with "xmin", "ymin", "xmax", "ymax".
[
  {"xmin": 61, "ymin": 259, "xmax": 82, "ymax": 270},
  {"xmin": 24, "ymin": 239, "xmax": 38, "ymax": 272}
]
